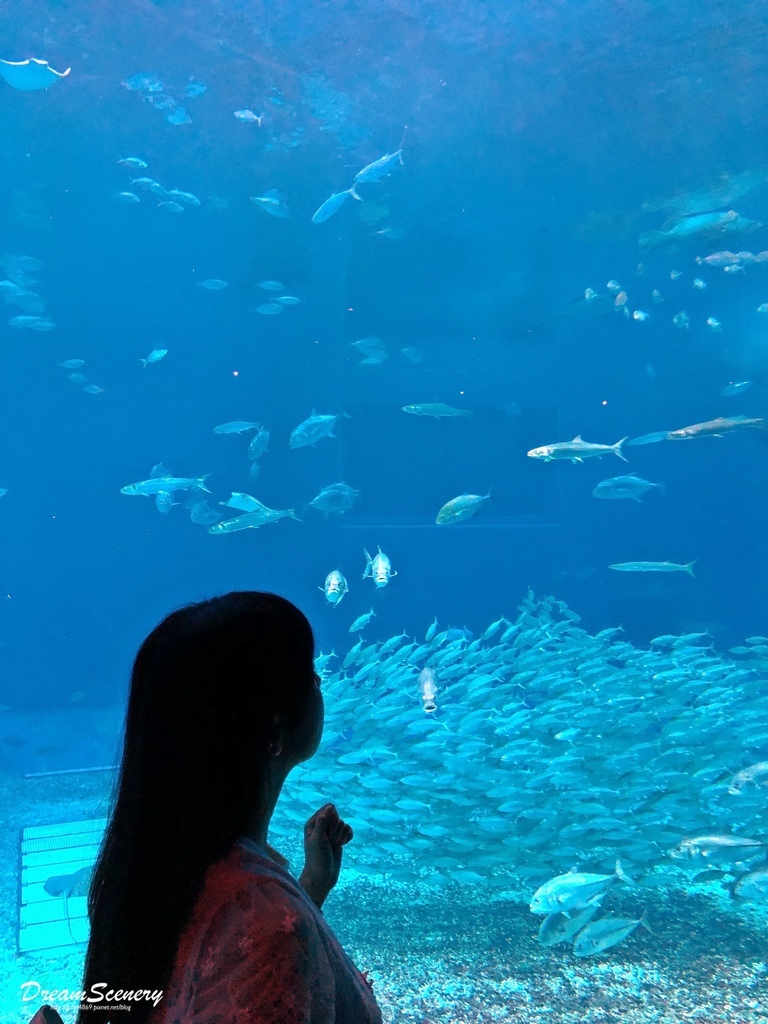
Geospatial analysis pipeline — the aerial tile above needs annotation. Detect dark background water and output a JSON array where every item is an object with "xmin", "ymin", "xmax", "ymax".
[{"xmin": 1, "ymin": 0, "xmax": 768, "ymax": 769}]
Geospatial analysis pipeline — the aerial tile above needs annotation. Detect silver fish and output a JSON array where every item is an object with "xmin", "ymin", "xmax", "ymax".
[{"xmin": 527, "ymin": 435, "xmax": 628, "ymax": 463}]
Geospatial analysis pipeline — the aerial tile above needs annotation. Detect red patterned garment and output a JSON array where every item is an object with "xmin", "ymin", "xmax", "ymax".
[{"xmin": 148, "ymin": 839, "xmax": 382, "ymax": 1024}]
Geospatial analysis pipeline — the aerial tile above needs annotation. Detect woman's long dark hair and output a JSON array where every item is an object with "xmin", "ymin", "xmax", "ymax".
[{"xmin": 77, "ymin": 592, "xmax": 316, "ymax": 1024}]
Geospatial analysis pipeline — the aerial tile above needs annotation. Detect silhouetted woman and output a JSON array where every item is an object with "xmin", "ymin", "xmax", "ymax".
[{"xmin": 74, "ymin": 592, "xmax": 382, "ymax": 1024}]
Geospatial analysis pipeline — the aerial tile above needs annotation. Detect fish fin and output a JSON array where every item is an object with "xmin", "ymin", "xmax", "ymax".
[
  {"xmin": 348, "ymin": 186, "xmax": 363, "ymax": 202},
  {"xmin": 196, "ymin": 474, "xmax": 212, "ymax": 493},
  {"xmin": 638, "ymin": 910, "xmax": 653, "ymax": 934},
  {"xmin": 615, "ymin": 859, "xmax": 634, "ymax": 885},
  {"xmin": 288, "ymin": 511, "xmax": 302, "ymax": 521},
  {"xmin": 685, "ymin": 560, "xmax": 697, "ymax": 577},
  {"xmin": 572, "ymin": 434, "xmax": 582, "ymax": 442},
  {"xmin": 572, "ymin": 457, "xmax": 583, "ymax": 464},
  {"xmin": 632, "ymin": 496, "xmax": 642, "ymax": 503},
  {"xmin": 140, "ymin": 359, "xmax": 147, "ymax": 367},
  {"xmin": 614, "ymin": 438, "xmax": 629, "ymax": 461},
  {"xmin": 639, "ymin": 229, "xmax": 665, "ymax": 250}
]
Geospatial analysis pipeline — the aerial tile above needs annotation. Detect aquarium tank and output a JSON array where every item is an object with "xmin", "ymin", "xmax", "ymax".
[{"xmin": 2, "ymin": 0, "xmax": 768, "ymax": 1021}]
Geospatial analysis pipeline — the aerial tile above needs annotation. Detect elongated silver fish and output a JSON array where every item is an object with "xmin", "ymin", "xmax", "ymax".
[
  {"xmin": 528, "ymin": 435, "xmax": 628, "ymax": 463},
  {"xmin": 609, "ymin": 561, "xmax": 696, "ymax": 576},
  {"xmin": 121, "ymin": 474, "xmax": 210, "ymax": 496}
]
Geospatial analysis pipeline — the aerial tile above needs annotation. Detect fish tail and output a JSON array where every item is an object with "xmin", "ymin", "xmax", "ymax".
[
  {"xmin": 140, "ymin": 359, "xmax": 147, "ymax": 368},
  {"xmin": 639, "ymin": 229, "xmax": 665, "ymax": 250},
  {"xmin": 615, "ymin": 858, "xmax": 634, "ymax": 885},
  {"xmin": 638, "ymin": 909, "xmax": 653, "ymax": 934},
  {"xmin": 348, "ymin": 185, "xmax": 364, "ymax": 202},
  {"xmin": 614, "ymin": 438, "xmax": 629, "ymax": 461},
  {"xmin": 196, "ymin": 474, "xmax": 212, "ymax": 493},
  {"xmin": 288, "ymin": 510, "xmax": 302, "ymax": 521},
  {"xmin": 684, "ymin": 560, "xmax": 697, "ymax": 577}
]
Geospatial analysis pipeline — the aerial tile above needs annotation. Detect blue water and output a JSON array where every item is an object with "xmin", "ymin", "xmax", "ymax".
[{"xmin": 3, "ymin": 1, "xmax": 768, "ymax": 1019}]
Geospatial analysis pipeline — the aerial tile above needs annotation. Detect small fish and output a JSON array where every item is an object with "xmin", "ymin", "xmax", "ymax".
[
  {"xmin": 209, "ymin": 506, "xmax": 299, "ymax": 533},
  {"xmin": 527, "ymin": 435, "xmax": 628, "ymax": 464},
  {"xmin": 609, "ymin": 561, "xmax": 696, "ymax": 577},
  {"xmin": 757, "ymin": 303, "xmax": 768, "ymax": 314},
  {"xmin": 377, "ymin": 227, "xmax": 406, "ymax": 239},
  {"xmin": 573, "ymin": 912, "xmax": 651, "ymax": 956},
  {"xmin": 247, "ymin": 426, "xmax": 270, "ymax": 460},
  {"xmin": 58, "ymin": 359, "xmax": 84, "ymax": 369},
  {"xmin": 626, "ymin": 430, "xmax": 669, "ymax": 446},
  {"xmin": 276, "ymin": 295, "xmax": 301, "ymax": 305},
  {"xmin": 140, "ymin": 348, "xmax": 167, "ymax": 367},
  {"xmin": 234, "ymin": 109, "xmax": 262, "ymax": 123},
  {"xmin": 530, "ymin": 862, "xmax": 632, "ymax": 915},
  {"xmin": 122, "ymin": 72, "xmax": 163, "ymax": 93},
  {"xmin": 289, "ymin": 411, "xmax": 338, "ymax": 449},
  {"xmin": 312, "ymin": 186, "xmax": 363, "ymax": 224},
  {"xmin": 167, "ymin": 190, "xmax": 200, "ymax": 206},
  {"xmin": 435, "ymin": 493, "xmax": 491, "ymax": 525},
  {"xmin": 402, "ymin": 403, "xmax": 472, "ymax": 419},
  {"xmin": 723, "ymin": 263, "xmax": 745, "ymax": 274},
  {"xmin": 67, "ymin": 373, "xmax": 87, "ymax": 384},
  {"xmin": 185, "ymin": 80, "xmax": 207, "ymax": 97},
  {"xmin": 538, "ymin": 903, "xmax": 600, "ymax": 947},
  {"xmin": 256, "ymin": 303, "xmax": 284, "ymax": 315},
  {"xmin": 0, "ymin": 489, "xmax": 7, "ymax": 497},
  {"xmin": 672, "ymin": 311, "xmax": 690, "ymax": 329},
  {"xmin": 83, "ymin": 384, "xmax": 104, "ymax": 395},
  {"xmin": 349, "ymin": 608, "xmax": 376, "ymax": 632},
  {"xmin": 592, "ymin": 474, "xmax": 664, "ymax": 502},
  {"xmin": 613, "ymin": 291, "xmax": 628, "ymax": 309},
  {"xmin": 670, "ymin": 269, "xmax": 682, "ymax": 280},
  {"xmin": 667, "ymin": 415, "xmax": 764, "ymax": 440},
  {"xmin": 418, "ymin": 667, "xmax": 438, "ymax": 712},
  {"xmin": 707, "ymin": 316, "xmax": 722, "ymax": 331},
  {"xmin": 732, "ymin": 865, "xmax": 768, "ymax": 901},
  {"xmin": 728, "ymin": 762, "xmax": 768, "ymax": 795},
  {"xmin": 309, "ymin": 482, "xmax": 359, "ymax": 518},
  {"xmin": 121, "ymin": 474, "xmax": 211, "ymax": 497},
  {"xmin": 363, "ymin": 546, "xmax": 396, "ymax": 588},
  {"xmin": 113, "ymin": 191, "xmax": 140, "ymax": 204},
  {"xmin": 401, "ymin": 346, "xmax": 424, "ymax": 363},
  {"xmin": 189, "ymin": 501, "xmax": 222, "ymax": 527},
  {"xmin": 8, "ymin": 315, "xmax": 55, "ymax": 331},
  {"xmin": 166, "ymin": 107, "xmax": 192, "ymax": 126},
  {"xmin": 118, "ymin": 157, "xmax": 148, "ymax": 169},
  {"xmin": 693, "ymin": 278, "xmax": 707, "ymax": 289},
  {"xmin": 259, "ymin": 280, "xmax": 285, "ymax": 291},
  {"xmin": 353, "ymin": 149, "xmax": 404, "ymax": 184},
  {"xmin": 158, "ymin": 201, "xmax": 184, "ymax": 212},
  {"xmin": 155, "ymin": 491, "xmax": 175, "ymax": 514},
  {"xmin": 251, "ymin": 190, "xmax": 288, "ymax": 217},
  {"xmin": 213, "ymin": 421, "xmax": 261, "ymax": 434},
  {"xmin": 632, "ymin": 310, "xmax": 649, "ymax": 321},
  {"xmin": 606, "ymin": 280, "xmax": 621, "ymax": 293},
  {"xmin": 199, "ymin": 279, "xmax": 228, "ymax": 290},
  {"xmin": 652, "ymin": 288, "xmax": 664, "ymax": 303},
  {"xmin": 669, "ymin": 834, "xmax": 765, "ymax": 861},
  {"xmin": 721, "ymin": 380, "xmax": 752, "ymax": 397},
  {"xmin": 321, "ymin": 569, "xmax": 348, "ymax": 606}
]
